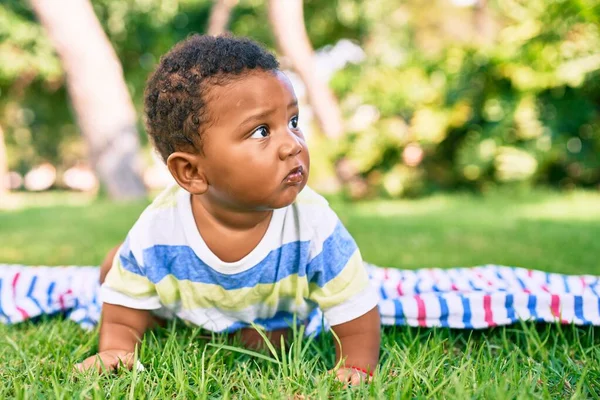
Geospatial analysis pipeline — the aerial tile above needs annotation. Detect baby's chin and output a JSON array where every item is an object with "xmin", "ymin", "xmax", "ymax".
[{"xmin": 268, "ymin": 182, "xmax": 306, "ymax": 209}]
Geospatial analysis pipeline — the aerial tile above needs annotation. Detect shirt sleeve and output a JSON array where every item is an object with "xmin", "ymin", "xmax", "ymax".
[
  {"xmin": 307, "ymin": 215, "xmax": 379, "ymax": 326},
  {"xmin": 100, "ymin": 237, "xmax": 162, "ymax": 310}
]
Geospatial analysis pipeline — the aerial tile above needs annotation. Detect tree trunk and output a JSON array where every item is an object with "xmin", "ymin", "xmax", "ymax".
[
  {"xmin": 207, "ymin": 0, "xmax": 237, "ymax": 36},
  {"xmin": 30, "ymin": 0, "xmax": 147, "ymax": 200},
  {"xmin": 0, "ymin": 124, "xmax": 7, "ymax": 196},
  {"xmin": 267, "ymin": 0, "xmax": 345, "ymax": 139},
  {"xmin": 473, "ymin": 0, "xmax": 495, "ymax": 45}
]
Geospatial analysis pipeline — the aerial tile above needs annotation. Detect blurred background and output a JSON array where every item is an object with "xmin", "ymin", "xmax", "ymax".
[
  {"xmin": 2, "ymin": 3, "xmax": 600, "ymax": 395},
  {"xmin": 0, "ymin": 0, "xmax": 599, "ymax": 203}
]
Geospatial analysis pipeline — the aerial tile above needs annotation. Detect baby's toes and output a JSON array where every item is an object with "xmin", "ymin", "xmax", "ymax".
[{"xmin": 349, "ymin": 371, "xmax": 364, "ymax": 386}]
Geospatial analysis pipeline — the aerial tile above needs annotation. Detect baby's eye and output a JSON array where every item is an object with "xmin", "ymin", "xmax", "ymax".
[
  {"xmin": 249, "ymin": 126, "xmax": 269, "ymax": 139},
  {"xmin": 288, "ymin": 116, "xmax": 299, "ymax": 130}
]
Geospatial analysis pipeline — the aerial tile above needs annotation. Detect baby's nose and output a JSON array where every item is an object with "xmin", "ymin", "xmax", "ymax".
[{"xmin": 278, "ymin": 132, "xmax": 302, "ymax": 160}]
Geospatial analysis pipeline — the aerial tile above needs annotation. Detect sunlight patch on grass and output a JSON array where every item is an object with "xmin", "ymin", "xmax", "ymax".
[
  {"xmin": 0, "ymin": 191, "xmax": 97, "ymax": 211},
  {"xmin": 516, "ymin": 195, "xmax": 600, "ymax": 221},
  {"xmin": 340, "ymin": 195, "xmax": 453, "ymax": 217}
]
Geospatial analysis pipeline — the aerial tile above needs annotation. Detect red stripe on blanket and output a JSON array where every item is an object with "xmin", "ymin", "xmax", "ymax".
[
  {"xmin": 58, "ymin": 289, "xmax": 73, "ymax": 310},
  {"xmin": 11, "ymin": 272, "xmax": 19, "ymax": 293},
  {"xmin": 483, "ymin": 295, "xmax": 495, "ymax": 327},
  {"xmin": 542, "ymin": 287, "xmax": 565, "ymax": 321},
  {"xmin": 11, "ymin": 272, "xmax": 29, "ymax": 319},
  {"xmin": 476, "ymin": 271, "xmax": 494, "ymax": 287},
  {"xmin": 396, "ymin": 282, "xmax": 403, "ymax": 296},
  {"xmin": 15, "ymin": 307, "xmax": 29, "ymax": 319},
  {"xmin": 415, "ymin": 295, "xmax": 426, "ymax": 327},
  {"xmin": 550, "ymin": 294, "xmax": 560, "ymax": 318}
]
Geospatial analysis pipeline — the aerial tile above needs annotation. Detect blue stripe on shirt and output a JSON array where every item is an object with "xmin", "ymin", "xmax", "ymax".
[
  {"xmin": 306, "ymin": 223, "xmax": 357, "ymax": 287},
  {"xmin": 121, "ymin": 222, "xmax": 355, "ymax": 290},
  {"xmin": 137, "ymin": 241, "xmax": 310, "ymax": 289}
]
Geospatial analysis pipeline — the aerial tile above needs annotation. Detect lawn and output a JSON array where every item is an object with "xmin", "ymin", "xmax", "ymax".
[{"xmin": 0, "ymin": 189, "xmax": 599, "ymax": 398}]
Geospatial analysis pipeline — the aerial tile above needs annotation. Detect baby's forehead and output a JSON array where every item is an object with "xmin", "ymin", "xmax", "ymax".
[
  {"xmin": 205, "ymin": 69, "xmax": 296, "ymax": 110},
  {"xmin": 208, "ymin": 69, "xmax": 290, "ymax": 91}
]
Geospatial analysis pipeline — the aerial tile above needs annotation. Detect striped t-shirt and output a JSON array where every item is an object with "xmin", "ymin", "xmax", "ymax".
[{"xmin": 101, "ymin": 184, "xmax": 378, "ymax": 333}]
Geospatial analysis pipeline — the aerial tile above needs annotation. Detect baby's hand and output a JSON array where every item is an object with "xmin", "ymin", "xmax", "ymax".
[
  {"xmin": 332, "ymin": 367, "xmax": 373, "ymax": 387},
  {"xmin": 74, "ymin": 350, "xmax": 135, "ymax": 374}
]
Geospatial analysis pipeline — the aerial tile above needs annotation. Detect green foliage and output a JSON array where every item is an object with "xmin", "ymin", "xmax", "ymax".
[
  {"xmin": 1, "ymin": 0, "xmax": 599, "ymax": 195},
  {"xmin": 331, "ymin": 0, "xmax": 600, "ymax": 197},
  {"xmin": 0, "ymin": 1, "xmax": 61, "ymax": 84},
  {"xmin": 0, "ymin": 0, "xmax": 69, "ymax": 174},
  {"xmin": 0, "ymin": 0, "xmax": 365, "ymax": 175}
]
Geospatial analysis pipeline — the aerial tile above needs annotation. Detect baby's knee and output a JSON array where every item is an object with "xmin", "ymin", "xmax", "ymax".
[{"xmin": 99, "ymin": 243, "xmax": 121, "ymax": 284}]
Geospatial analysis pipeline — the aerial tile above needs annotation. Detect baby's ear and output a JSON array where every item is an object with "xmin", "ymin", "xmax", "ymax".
[{"xmin": 166, "ymin": 152, "xmax": 208, "ymax": 195}]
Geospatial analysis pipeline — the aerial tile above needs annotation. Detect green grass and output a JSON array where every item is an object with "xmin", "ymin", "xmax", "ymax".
[{"xmin": 1, "ymin": 189, "xmax": 599, "ymax": 398}]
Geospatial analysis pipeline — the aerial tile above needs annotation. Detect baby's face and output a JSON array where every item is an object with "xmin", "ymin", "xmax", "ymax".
[{"xmin": 199, "ymin": 70, "xmax": 310, "ymax": 210}]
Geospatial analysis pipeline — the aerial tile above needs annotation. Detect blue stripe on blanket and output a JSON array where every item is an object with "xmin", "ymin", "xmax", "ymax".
[
  {"xmin": 462, "ymin": 297, "xmax": 472, "ymax": 328},
  {"xmin": 27, "ymin": 276, "xmax": 43, "ymax": 314},
  {"xmin": 393, "ymin": 299, "xmax": 404, "ymax": 325},
  {"xmin": 438, "ymin": 296, "xmax": 449, "ymax": 327},
  {"xmin": 563, "ymin": 275, "xmax": 570, "ymax": 293},
  {"xmin": 527, "ymin": 296, "xmax": 537, "ymax": 320},
  {"xmin": 505, "ymin": 294, "xmax": 515, "ymax": 323},
  {"xmin": 574, "ymin": 296, "xmax": 585, "ymax": 324},
  {"xmin": 47, "ymin": 282, "xmax": 55, "ymax": 307},
  {"xmin": 0, "ymin": 279, "xmax": 10, "ymax": 323},
  {"xmin": 2, "ymin": 264, "xmax": 600, "ymax": 333}
]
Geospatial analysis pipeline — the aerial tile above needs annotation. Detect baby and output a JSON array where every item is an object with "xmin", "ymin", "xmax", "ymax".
[{"xmin": 76, "ymin": 35, "xmax": 381, "ymax": 385}]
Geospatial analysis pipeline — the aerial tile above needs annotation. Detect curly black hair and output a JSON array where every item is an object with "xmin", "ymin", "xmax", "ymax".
[{"xmin": 144, "ymin": 34, "xmax": 279, "ymax": 161}]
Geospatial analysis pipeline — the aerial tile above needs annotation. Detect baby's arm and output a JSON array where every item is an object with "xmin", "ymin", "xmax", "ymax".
[
  {"xmin": 331, "ymin": 306, "xmax": 381, "ymax": 384},
  {"xmin": 75, "ymin": 303, "xmax": 153, "ymax": 372},
  {"xmin": 77, "ymin": 241, "xmax": 156, "ymax": 372}
]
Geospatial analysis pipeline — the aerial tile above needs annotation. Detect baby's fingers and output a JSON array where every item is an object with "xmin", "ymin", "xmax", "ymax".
[
  {"xmin": 74, "ymin": 355, "xmax": 107, "ymax": 374},
  {"xmin": 74, "ymin": 352, "xmax": 133, "ymax": 374}
]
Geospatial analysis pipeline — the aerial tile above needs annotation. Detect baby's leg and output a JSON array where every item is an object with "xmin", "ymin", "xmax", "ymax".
[{"xmin": 234, "ymin": 328, "xmax": 290, "ymax": 350}]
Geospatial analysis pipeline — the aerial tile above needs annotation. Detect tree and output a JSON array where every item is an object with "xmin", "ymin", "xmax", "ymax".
[
  {"xmin": 29, "ymin": 0, "xmax": 146, "ymax": 200},
  {"xmin": 207, "ymin": 0, "xmax": 237, "ymax": 36},
  {"xmin": 267, "ymin": 0, "xmax": 345, "ymax": 140},
  {"xmin": 473, "ymin": 0, "xmax": 495, "ymax": 45}
]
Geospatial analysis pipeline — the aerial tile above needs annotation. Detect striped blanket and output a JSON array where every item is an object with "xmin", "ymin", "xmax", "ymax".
[{"xmin": 1, "ymin": 264, "xmax": 599, "ymax": 334}]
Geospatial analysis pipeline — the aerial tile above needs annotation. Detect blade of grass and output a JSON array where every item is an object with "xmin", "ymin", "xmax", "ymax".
[{"xmin": 206, "ymin": 343, "xmax": 280, "ymax": 364}]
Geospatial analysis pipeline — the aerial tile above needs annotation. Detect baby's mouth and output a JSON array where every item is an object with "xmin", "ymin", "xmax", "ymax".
[{"xmin": 284, "ymin": 165, "xmax": 304, "ymax": 185}]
